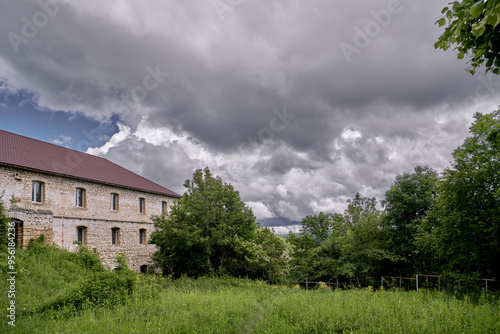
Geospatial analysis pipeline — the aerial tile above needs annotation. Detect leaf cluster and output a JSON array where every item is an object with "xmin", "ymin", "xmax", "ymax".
[{"xmin": 435, "ymin": 0, "xmax": 500, "ymax": 74}]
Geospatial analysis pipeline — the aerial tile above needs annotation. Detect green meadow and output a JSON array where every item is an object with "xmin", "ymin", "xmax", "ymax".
[{"xmin": 1, "ymin": 243, "xmax": 499, "ymax": 334}]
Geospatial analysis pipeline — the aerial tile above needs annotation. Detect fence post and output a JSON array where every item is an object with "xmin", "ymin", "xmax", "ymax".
[
  {"xmin": 381, "ymin": 277, "xmax": 384, "ymax": 289},
  {"xmin": 416, "ymin": 274, "xmax": 419, "ymax": 293}
]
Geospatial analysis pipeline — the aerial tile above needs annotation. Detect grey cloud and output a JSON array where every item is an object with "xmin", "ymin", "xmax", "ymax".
[{"xmin": 1, "ymin": 0, "xmax": 499, "ymax": 224}]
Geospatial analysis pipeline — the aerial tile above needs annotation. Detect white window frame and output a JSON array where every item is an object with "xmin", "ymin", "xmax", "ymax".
[
  {"xmin": 32, "ymin": 181, "xmax": 43, "ymax": 204},
  {"xmin": 76, "ymin": 188, "xmax": 86, "ymax": 208}
]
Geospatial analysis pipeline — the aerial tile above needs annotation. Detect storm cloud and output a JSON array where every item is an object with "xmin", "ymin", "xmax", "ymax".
[{"xmin": 1, "ymin": 0, "xmax": 499, "ymax": 231}]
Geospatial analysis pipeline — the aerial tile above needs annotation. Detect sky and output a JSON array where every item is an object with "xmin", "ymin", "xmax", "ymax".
[{"xmin": 0, "ymin": 0, "xmax": 499, "ymax": 234}]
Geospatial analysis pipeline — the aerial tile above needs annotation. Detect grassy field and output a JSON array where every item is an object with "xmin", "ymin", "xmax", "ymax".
[{"xmin": 1, "ymin": 245, "xmax": 499, "ymax": 333}]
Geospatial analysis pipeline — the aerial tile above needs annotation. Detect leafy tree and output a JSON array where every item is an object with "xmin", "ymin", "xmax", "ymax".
[
  {"xmin": 417, "ymin": 110, "xmax": 500, "ymax": 279},
  {"xmin": 300, "ymin": 212, "xmax": 343, "ymax": 244},
  {"xmin": 336, "ymin": 194, "xmax": 392, "ymax": 286},
  {"xmin": 151, "ymin": 167, "xmax": 288, "ymax": 280},
  {"xmin": 435, "ymin": 0, "xmax": 500, "ymax": 74},
  {"xmin": 247, "ymin": 227, "xmax": 291, "ymax": 283},
  {"xmin": 287, "ymin": 212, "xmax": 343, "ymax": 280},
  {"xmin": 382, "ymin": 166, "xmax": 439, "ymax": 275}
]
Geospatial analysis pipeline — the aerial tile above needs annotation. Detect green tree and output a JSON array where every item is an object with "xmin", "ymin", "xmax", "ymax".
[
  {"xmin": 336, "ymin": 194, "xmax": 392, "ymax": 286},
  {"xmin": 435, "ymin": 0, "xmax": 500, "ymax": 74},
  {"xmin": 382, "ymin": 166, "xmax": 439, "ymax": 275},
  {"xmin": 300, "ymin": 212, "xmax": 342, "ymax": 244},
  {"xmin": 287, "ymin": 213, "xmax": 343, "ymax": 280},
  {"xmin": 151, "ymin": 167, "xmax": 288, "ymax": 280},
  {"xmin": 417, "ymin": 110, "xmax": 500, "ymax": 279},
  {"xmin": 248, "ymin": 227, "xmax": 291, "ymax": 283}
]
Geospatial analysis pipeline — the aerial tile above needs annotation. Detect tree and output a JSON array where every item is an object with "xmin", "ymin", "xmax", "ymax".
[
  {"xmin": 435, "ymin": 0, "xmax": 500, "ymax": 74},
  {"xmin": 151, "ymin": 167, "xmax": 289, "ymax": 281},
  {"xmin": 417, "ymin": 110, "xmax": 500, "ymax": 279},
  {"xmin": 382, "ymin": 166, "xmax": 439, "ymax": 275},
  {"xmin": 249, "ymin": 227, "xmax": 291, "ymax": 283},
  {"xmin": 287, "ymin": 212, "xmax": 343, "ymax": 280},
  {"xmin": 336, "ymin": 194, "xmax": 392, "ymax": 286},
  {"xmin": 300, "ymin": 212, "xmax": 342, "ymax": 244}
]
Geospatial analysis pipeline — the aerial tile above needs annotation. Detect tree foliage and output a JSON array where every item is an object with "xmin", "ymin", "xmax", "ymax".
[
  {"xmin": 336, "ymin": 194, "xmax": 392, "ymax": 285},
  {"xmin": 151, "ymin": 167, "xmax": 289, "ymax": 282},
  {"xmin": 287, "ymin": 212, "xmax": 343, "ymax": 280},
  {"xmin": 435, "ymin": 0, "xmax": 500, "ymax": 74},
  {"xmin": 382, "ymin": 166, "xmax": 439, "ymax": 275},
  {"xmin": 417, "ymin": 110, "xmax": 500, "ymax": 279}
]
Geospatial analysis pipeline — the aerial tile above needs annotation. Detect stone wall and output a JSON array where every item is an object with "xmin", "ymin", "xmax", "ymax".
[
  {"xmin": 53, "ymin": 217, "xmax": 158, "ymax": 270},
  {"xmin": 0, "ymin": 165, "xmax": 177, "ymax": 271},
  {"xmin": 6, "ymin": 208, "xmax": 54, "ymax": 248}
]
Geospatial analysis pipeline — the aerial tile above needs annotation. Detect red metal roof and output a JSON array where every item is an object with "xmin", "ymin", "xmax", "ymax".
[{"xmin": 0, "ymin": 129, "xmax": 181, "ymax": 197}]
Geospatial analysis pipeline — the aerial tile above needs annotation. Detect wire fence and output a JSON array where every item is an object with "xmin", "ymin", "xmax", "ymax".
[{"xmin": 293, "ymin": 275, "xmax": 497, "ymax": 292}]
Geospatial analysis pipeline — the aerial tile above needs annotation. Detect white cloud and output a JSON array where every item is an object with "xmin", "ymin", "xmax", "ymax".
[
  {"xmin": 246, "ymin": 201, "xmax": 275, "ymax": 219},
  {"xmin": 86, "ymin": 123, "xmax": 131, "ymax": 155},
  {"xmin": 2, "ymin": 0, "xmax": 500, "ymax": 231}
]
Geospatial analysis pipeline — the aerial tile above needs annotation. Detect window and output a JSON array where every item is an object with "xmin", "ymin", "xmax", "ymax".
[
  {"xmin": 139, "ymin": 197, "xmax": 145, "ymax": 214},
  {"xmin": 32, "ymin": 181, "xmax": 43, "ymax": 203},
  {"xmin": 76, "ymin": 188, "xmax": 86, "ymax": 208},
  {"xmin": 111, "ymin": 193, "xmax": 119, "ymax": 211},
  {"xmin": 140, "ymin": 265, "xmax": 148, "ymax": 273},
  {"xmin": 111, "ymin": 227, "xmax": 120, "ymax": 246},
  {"xmin": 162, "ymin": 201, "xmax": 168, "ymax": 213},
  {"xmin": 76, "ymin": 226, "xmax": 87, "ymax": 246},
  {"xmin": 139, "ymin": 229, "xmax": 147, "ymax": 245}
]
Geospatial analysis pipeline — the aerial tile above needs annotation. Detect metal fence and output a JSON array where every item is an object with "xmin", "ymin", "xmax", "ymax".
[{"xmin": 294, "ymin": 275, "xmax": 497, "ymax": 292}]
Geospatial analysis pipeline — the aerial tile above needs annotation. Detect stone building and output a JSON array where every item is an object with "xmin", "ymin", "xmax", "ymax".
[{"xmin": 0, "ymin": 129, "xmax": 180, "ymax": 271}]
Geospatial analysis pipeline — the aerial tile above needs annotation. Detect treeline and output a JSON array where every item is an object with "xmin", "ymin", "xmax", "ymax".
[
  {"xmin": 116, "ymin": 110, "xmax": 500, "ymax": 285},
  {"xmin": 290, "ymin": 111, "xmax": 500, "ymax": 286}
]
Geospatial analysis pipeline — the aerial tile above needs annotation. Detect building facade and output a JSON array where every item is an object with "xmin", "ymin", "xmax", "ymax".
[{"xmin": 0, "ymin": 130, "xmax": 180, "ymax": 271}]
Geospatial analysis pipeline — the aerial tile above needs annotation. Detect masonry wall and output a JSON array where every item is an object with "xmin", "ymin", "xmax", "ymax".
[{"xmin": 0, "ymin": 165, "xmax": 177, "ymax": 271}]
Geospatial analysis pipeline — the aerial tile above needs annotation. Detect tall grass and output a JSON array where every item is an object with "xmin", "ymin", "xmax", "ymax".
[{"xmin": 1, "ymin": 244, "xmax": 499, "ymax": 333}]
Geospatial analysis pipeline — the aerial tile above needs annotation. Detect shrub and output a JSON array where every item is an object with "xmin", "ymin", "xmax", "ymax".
[{"xmin": 39, "ymin": 269, "xmax": 137, "ymax": 314}]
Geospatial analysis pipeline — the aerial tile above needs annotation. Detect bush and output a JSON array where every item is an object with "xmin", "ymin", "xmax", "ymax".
[{"xmin": 40, "ymin": 269, "xmax": 137, "ymax": 314}]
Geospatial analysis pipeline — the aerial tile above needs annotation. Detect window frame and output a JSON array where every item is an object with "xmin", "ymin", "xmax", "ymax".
[
  {"xmin": 139, "ymin": 228, "xmax": 147, "ymax": 245},
  {"xmin": 32, "ymin": 181, "xmax": 44, "ymax": 204},
  {"xmin": 139, "ymin": 197, "xmax": 145, "ymax": 214},
  {"xmin": 111, "ymin": 227, "xmax": 120, "ymax": 246},
  {"xmin": 111, "ymin": 193, "xmax": 119, "ymax": 211},
  {"xmin": 75, "ymin": 187, "xmax": 86, "ymax": 208},
  {"xmin": 76, "ymin": 226, "xmax": 87, "ymax": 246},
  {"xmin": 161, "ymin": 201, "xmax": 168, "ymax": 214}
]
